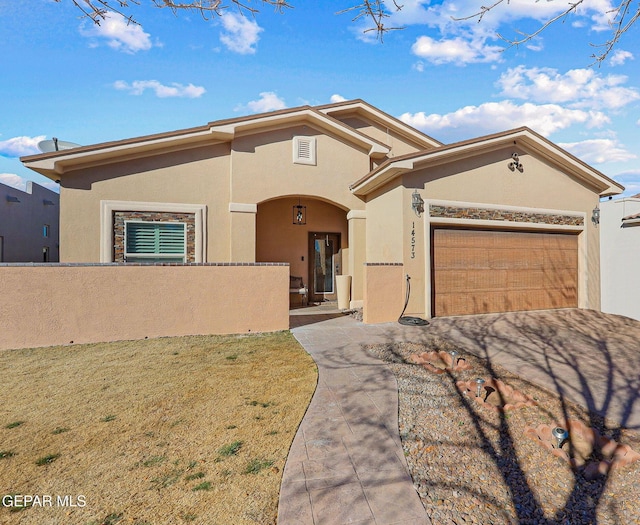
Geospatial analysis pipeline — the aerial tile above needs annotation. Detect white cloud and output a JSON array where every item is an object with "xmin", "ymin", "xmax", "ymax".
[
  {"xmin": 411, "ymin": 35, "xmax": 503, "ymax": 65},
  {"xmin": 0, "ymin": 173, "xmax": 27, "ymax": 190},
  {"xmin": 610, "ymin": 49, "xmax": 634, "ymax": 66},
  {"xmin": 114, "ymin": 80, "xmax": 206, "ymax": 98},
  {"xmin": 558, "ymin": 138, "xmax": 637, "ymax": 165},
  {"xmin": 400, "ymin": 100, "xmax": 610, "ymax": 139},
  {"xmin": 80, "ymin": 13, "xmax": 153, "ymax": 54},
  {"xmin": 219, "ymin": 12, "xmax": 263, "ymax": 54},
  {"xmin": 0, "ymin": 135, "xmax": 46, "ymax": 157},
  {"xmin": 236, "ymin": 92, "xmax": 287, "ymax": 114},
  {"xmin": 497, "ymin": 66, "xmax": 640, "ymax": 109},
  {"xmin": 380, "ymin": 0, "xmax": 620, "ymax": 66},
  {"xmin": 330, "ymin": 94, "xmax": 347, "ymax": 103}
]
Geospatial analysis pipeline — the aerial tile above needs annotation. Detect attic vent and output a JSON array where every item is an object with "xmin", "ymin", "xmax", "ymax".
[{"xmin": 293, "ymin": 136, "xmax": 316, "ymax": 166}]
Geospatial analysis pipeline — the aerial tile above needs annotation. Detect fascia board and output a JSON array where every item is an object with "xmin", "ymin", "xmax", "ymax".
[
  {"xmin": 515, "ymin": 132, "xmax": 624, "ymax": 196},
  {"xmin": 224, "ymin": 108, "xmax": 390, "ymax": 157},
  {"xmin": 22, "ymin": 128, "xmax": 219, "ymax": 178},
  {"xmin": 350, "ymin": 159, "xmax": 415, "ymax": 195},
  {"xmin": 319, "ymin": 101, "xmax": 442, "ymax": 148},
  {"xmin": 350, "ymin": 128, "xmax": 625, "ymax": 197}
]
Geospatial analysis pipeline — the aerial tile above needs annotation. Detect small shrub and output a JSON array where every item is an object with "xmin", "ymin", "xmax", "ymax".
[
  {"xmin": 102, "ymin": 513, "xmax": 123, "ymax": 525},
  {"xmin": 185, "ymin": 471, "xmax": 205, "ymax": 481},
  {"xmin": 243, "ymin": 458, "xmax": 273, "ymax": 474},
  {"xmin": 192, "ymin": 481, "xmax": 212, "ymax": 491},
  {"xmin": 218, "ymin": 440, "xmax": 243, "ymax": 457},
  {"xmin": 36, "ymin": 453, "xmax": 60, "ymax": 466},
  {"xmin": 101, "ymin": 415, "xmax": 117, "ymax": 423},
  {"xmin": 142, "ymin": 456, "xmax": 166, "ymax": 467},
  {"xmin": 0, "ymin": 451, "xmax": 16, "ymax": 459},
  {"xmin": 5, "ymin": 421, "xmax": 24, "ymax": 429},
  {"xmin": 52, "ymin": 427, "xmax": 70, "ymax": 435}
]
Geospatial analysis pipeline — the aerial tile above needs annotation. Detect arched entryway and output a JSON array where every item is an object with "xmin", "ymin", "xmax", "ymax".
[{"xmin": 256, "ymin": 196, "xmax": 349, "ymax": 305}]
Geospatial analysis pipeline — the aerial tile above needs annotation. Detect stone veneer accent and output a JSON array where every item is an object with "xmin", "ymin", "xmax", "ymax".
[
  {"xmin": 113, "ymin": 211, "xmax": 196, "ymax": 263},
  {"xmin": 429, "ymin": 205, "xmax": 584, "ymax": 227}
]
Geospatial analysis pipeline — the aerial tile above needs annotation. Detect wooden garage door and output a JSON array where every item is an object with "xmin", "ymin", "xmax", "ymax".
[{"xmin": 432, "ymin": 228, "xmax": 578, "ymax": 317}]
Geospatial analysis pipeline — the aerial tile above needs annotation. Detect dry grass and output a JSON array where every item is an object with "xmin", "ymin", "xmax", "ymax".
[{"xmin": 0, "ymin": 332, "xmax": 317, "ymax": 525}]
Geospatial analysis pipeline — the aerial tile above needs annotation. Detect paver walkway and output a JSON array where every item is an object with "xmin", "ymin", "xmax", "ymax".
[{"xmin": 278, "ymin": 309, "xmax": 431, "ymax": 525}]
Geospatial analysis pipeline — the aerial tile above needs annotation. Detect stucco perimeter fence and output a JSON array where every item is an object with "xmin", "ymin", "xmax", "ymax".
[
  {"xmin": 363, "ymin": 263, "xmax": 405, "ymax": 324},
  {"xmin": 0, "ymin": 263, "xmax": 289, "ymax": 351}
]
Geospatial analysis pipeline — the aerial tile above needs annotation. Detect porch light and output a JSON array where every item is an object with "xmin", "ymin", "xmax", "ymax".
[
  {"xmin": 293, "ymin": 199, "xmax": 307, "ymax": 225},
  {"xmin": 411, "ymin": 190, "xmax": 424, "ymax": 217},
  {"xmin": 592, "ymin": 206, "xmax": 600, "ymax": 225}
]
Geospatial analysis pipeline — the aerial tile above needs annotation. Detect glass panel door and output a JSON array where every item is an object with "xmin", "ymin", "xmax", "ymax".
[{"xmin": 309, "ymin": 233, "xmax": 341, "ymax": 302}]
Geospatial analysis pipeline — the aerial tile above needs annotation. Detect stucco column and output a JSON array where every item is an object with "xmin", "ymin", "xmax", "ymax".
[
  {"xmin": 347, "ymin": 210, "xmax": 366, "ymax": 308},
  {"xmin": 229, "ymin": 203, "xmax": 257, "ymax": 262}
]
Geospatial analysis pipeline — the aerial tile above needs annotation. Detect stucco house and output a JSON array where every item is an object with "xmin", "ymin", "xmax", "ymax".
[
  {"xmin": 0, "ymin": 180, "xmax": 59, "ymax": 262},
  {"xmin": 21, "ymin": 99, "xmax": 623, "ymax": 319},
  {"xmin": 600, "ymin": 194, "xmax": 640, "ymax": 320}
]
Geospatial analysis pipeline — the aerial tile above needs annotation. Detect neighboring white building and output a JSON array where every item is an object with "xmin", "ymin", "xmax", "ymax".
[
  {"xmin": 0, "ymin": 181, "xmax": 60, "ymax": 262},
  {"xmin": 600, "ymin": 194, "xmax": 640, "ymax": 320}
]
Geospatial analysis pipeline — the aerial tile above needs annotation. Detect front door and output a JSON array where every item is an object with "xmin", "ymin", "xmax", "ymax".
[{"xmin": 309, "ymin": 232, "xmax": 341, "ymax": 303}]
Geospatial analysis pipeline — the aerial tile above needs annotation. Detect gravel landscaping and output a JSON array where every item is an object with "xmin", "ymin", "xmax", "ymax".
[{"xmin": 367, "ymin": 337, "xmax": 640, "ymax": 525}]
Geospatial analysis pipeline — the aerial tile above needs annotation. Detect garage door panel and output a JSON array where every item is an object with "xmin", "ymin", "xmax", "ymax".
[
  {"xmin": 489, "ymin": 250, "xmax": 543, "ymax": 269},
  {"xmin": 545, "ymin": 249, "xmax": 578, "ymax": 269},
  {"xmin": 464, "ymin": 269, "xmax": 508, "ymax": 291},
  {"xmin": 507, "ymin": 269, "xmax": 547, "ymax": 290},
  {"xmin": 432, "ymin": 228, "xmax": 578, "ymax": 316},
  {"xmin": 434, "ymin": 248, "xmax": 489, "ymax": 269}
]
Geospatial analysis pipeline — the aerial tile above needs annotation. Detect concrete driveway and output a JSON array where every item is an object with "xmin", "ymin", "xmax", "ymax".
[{"xmin": 426, "ymin": 308, "xmax": 640, "ymax": 430}]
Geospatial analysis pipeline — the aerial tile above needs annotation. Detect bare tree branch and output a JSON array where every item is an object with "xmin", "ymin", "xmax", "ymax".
[
  {"xmin": 454, "ymin": 0, "xmax": 639, "ymax": 64},
  {"xmin": 336, "ymin": 0, "xmax": 404, "ymax": 41},
  {"xmin": 56, "ymin": 0, "xmax": 292, "ymax": 25}
]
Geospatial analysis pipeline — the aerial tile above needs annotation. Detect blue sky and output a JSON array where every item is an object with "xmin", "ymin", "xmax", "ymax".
[{"xmin": 1, "ymin": 0, "xmax": 639, "ymax": 196}]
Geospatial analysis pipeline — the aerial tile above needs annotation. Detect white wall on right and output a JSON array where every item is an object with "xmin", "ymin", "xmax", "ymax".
[{"xmin": 600, "ymin": 195, "xmax": 640, "ymax": 321}]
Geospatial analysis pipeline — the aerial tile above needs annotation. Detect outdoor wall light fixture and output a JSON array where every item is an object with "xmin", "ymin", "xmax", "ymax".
[
  {"xmin": 411, "ymin": 190, "xmax": 424, "ymax": 217},
  {"xmin": 293, "ymin": 199, "xmax": 307, "ymax": 225},
  {"xmin": 592, "ymin": 206, "xmax": 600, "ymax": 226},
  {"xmin": 508, "ymin": 152, "xmax": 524, "ymax": 172}
]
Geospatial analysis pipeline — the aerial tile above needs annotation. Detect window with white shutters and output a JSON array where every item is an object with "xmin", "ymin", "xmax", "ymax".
[
  {"xmin": 293, "ymin": 136, "xmax": 316, "ymax": 165},
  {"xmin": 124, "ymin": 221, "xmax": 186, "ymax": 262}
]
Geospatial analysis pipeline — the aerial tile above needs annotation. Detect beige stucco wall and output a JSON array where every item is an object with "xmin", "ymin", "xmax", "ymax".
[
  {"xmin": 363, "ymin": 264, "xmax": 404, "ymax": 324},
  {"xmin": 0, "ymin": 264, "xmax": 289, "ymax": 351},
  {"xmin": 59, "ymin": 144, "xmax": 231, "ymax": 262},
  {"xmin": 366, "ymin": 147, "xmax": 601, "ymax": 318},
  {"xmin": 230, "ymin": 125, "xmax": 367, "ymax": 211}
]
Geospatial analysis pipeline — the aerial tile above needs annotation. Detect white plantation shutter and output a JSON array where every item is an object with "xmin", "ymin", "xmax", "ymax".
[
  {"xmin": 125, "ymin": 222, "xmax": 186, "ymax": 262},
  {"xmin": 293, "ymin": 136, "xmax": 316, "ymax": 165}
]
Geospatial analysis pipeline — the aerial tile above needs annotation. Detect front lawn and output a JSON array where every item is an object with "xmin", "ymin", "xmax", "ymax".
[{"xmin": 0, "ymin": 332, "xmax": 317, "ymax": 524}]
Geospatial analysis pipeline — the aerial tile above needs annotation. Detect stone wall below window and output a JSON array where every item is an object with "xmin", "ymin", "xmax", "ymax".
[{"xmin": 113, "ymin": 211, "xmax": 196, "ymax": 262}]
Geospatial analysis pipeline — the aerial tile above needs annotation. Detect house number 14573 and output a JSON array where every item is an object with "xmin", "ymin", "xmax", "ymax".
[{"xmin": 410, "ymin": 222, "xmax": 416, "ymax": 259}]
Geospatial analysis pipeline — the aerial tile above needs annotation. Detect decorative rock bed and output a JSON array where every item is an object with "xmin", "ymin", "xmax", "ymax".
[
  {"xmin": 366, "ymin": 339, "xmax": 640, "ymax": 525},
  {"xmin": 408, "ymin": 350, "xmax": 472, "ymax": 373},
  {"xmin": 457, "ymin": 377, "xmax": 538, "ymax": 412},
  {"xmin": 525, "ymin": 420, "xmax": 640, "ymax": 480}
]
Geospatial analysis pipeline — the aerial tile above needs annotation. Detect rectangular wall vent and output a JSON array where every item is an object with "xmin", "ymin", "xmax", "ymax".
[{"xmin": 293, "ymin": 136, "xmax": 316, "ymax": 166}]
